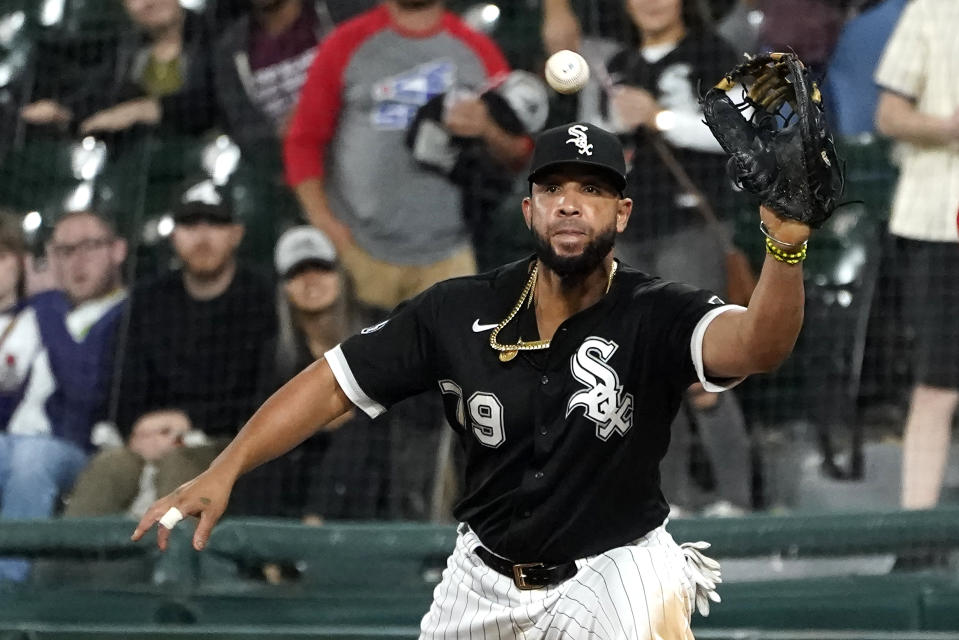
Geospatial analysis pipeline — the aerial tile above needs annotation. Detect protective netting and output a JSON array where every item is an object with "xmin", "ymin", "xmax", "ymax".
[{"xmin": 0, "ymin": 3, "xmax": 957, "ymax": 634}]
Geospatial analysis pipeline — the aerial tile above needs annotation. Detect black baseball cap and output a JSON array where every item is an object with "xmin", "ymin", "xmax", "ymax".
[
  {"xmin": 528, "ymin": 122, "xmax": 627, "ymax": 193},
  {"xmin": 172, "ymin": 178, "xmax": 235, "ymax": 225}
]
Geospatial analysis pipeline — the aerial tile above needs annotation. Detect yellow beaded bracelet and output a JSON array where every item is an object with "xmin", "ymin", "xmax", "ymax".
[{"xmin": 765, "ymin": 236, "xmax": 807, "ymax": 264}]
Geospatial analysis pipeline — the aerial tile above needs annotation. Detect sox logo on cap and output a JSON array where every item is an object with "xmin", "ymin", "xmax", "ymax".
[{"xmin": 566, "ymin": 124, "xmax": 594, "ymax": 156}]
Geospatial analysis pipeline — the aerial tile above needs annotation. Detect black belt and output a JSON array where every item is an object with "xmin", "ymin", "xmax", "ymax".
[{"xmin": 473, "ymin": 546, "xmax": 578, "ymax": 590}]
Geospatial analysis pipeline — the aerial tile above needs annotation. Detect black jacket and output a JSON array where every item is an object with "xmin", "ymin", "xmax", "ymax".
[{"xmin": 40, "ymin": 9, "xmax": 217, "ymax": 135}]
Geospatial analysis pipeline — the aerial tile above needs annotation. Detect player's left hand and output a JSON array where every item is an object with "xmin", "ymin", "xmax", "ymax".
[
  {"xmin": 443, "ymin": 97, "xmax": 492, "ymax": 139},
  {"xmin": 130, "ymin": 464, "xmax": 236, "ymax": 552},
  {"xmin": 80, "ymin": 98, "xmax": 161, "ymax": 134},
  {"xmin": 760, "ymin": 204, "xmax": 811, "ymax": 248}
]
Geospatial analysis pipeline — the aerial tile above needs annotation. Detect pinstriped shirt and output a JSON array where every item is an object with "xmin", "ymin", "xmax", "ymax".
[
  {"xmin": 874, "ymin": 0, "xmax": 959, "ymax": 242},
  {"xmin": 325, "ymin": 257, "xmax": 741, "ymax": 564}
]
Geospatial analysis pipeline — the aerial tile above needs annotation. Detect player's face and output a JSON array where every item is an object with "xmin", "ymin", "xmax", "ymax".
[
  {"xmin": 171, "ymin": 222, "xmax": 243, "ymax": 280},
  {"xmin": 626, "ymin": 0, "xmax": 684, "ymax": 37},
  {"xmin": 523, "ymin": 169, "xmax": 632, "ymax": 278},
  {"xmin": 284, "ymin": 264, "xmax": 342, "ymax": 314},
  {"xmin": 48, "ymin": 214, "xmax": 126, "ymax": 305},
  {"xmin": 122, "ymin": 0, "xmax": 182, "ymax": 31}
]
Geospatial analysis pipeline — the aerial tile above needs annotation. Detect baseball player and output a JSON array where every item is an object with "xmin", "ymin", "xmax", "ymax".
[{"xmin": 133, "ymin": 121, "xmax": 815, "ymax": 638}]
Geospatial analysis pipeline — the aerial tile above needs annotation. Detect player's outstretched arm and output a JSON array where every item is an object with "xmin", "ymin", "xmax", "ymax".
[
  {"xmin": 700, "ymin": 206, "xmax": 809, "ymax": 379},
  {"xmin": 131, "ymin": 358, "xmax": 352, "ymax": 552},
  {"xmin": 698, "ymin": 53, "xmax": 842, "ymax": 380}
]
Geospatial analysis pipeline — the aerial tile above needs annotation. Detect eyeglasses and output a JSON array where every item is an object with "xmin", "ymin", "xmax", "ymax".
[{"xmin": 49, "ymin": 237, "xmax": 113, "ymax": 259}]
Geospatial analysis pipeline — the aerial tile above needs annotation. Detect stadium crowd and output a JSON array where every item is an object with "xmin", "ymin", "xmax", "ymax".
[{"xmin": 0, "ymin": 0, "xmax": 956, "ymax": 586}]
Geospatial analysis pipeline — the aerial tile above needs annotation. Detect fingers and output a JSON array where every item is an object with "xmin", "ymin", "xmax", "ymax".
[
  {"xmin": 131, "ymin": 499, "xmax": 181, "ymax": 549},
  {"xmin": 194, "ymin": 509, "xmax": 219, "ymax": 551},
  {"xmin": 697, "ymin": 594, "xmax": 710, "ymax": 617},
  {"xmin": 157, "ymin": 517, "xmax": 173, "ymax": 551},
  {"xmin": 131, "ymin": 501, "xmax": 168, "ymax": 542},
  {"xmin": 131, "ymin": 497, "xmax": 225, "ymax": 555}
]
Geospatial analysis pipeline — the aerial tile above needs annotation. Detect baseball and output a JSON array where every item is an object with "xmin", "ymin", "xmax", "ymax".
[{"xmin": 545, "ymin": 50, "xmax": 590, "ymax": 95}]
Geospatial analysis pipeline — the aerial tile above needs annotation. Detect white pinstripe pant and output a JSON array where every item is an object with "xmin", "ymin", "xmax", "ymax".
[{"xmin": 419, "ymin": 525, "xmax": 696, "ymax": 640}]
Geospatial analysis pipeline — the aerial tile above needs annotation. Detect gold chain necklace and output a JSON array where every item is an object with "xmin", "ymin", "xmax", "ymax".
[{"xmin": 489, "ymin": 260, "xmax": 618, "ymax": 362}]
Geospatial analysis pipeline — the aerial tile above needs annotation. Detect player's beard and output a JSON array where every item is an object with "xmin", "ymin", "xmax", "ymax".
[{"xmin": 531, "ymin": 224, "xmax": 616, "ymax": 287}]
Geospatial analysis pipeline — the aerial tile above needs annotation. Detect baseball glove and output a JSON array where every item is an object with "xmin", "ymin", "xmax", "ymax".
[{"xmin": 700, "ymin": 52, "xmax": 844, "ymax": 228}]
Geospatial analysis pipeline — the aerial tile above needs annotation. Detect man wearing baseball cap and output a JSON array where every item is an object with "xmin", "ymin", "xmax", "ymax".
[
  {"xmin": 136, "ymin": 120, "xmax": 818, "ymax": 638},
  {"xmin": 527, "ymin": 121, "xmax": 627, "ymax": 195},
  {"xmin": 99, "ymin": 178, "xmax": 276, "ymax": 516}
]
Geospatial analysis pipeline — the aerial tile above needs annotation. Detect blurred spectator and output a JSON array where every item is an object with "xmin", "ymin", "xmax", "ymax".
[
  {"xmin": 0, "ymin": 210, "xmax": 127, "ymax": 582},
  {"xmin": 824, "ymin": 0, "xmax": 908, "ymax": 136},
  {"xmin": 21, "ymin": 0, "xmax": 216, "ymax": 138},
  {"xmin": 284, "ymin": 0, "xmax": 530, "ymax": 315},
  {"xmin": 873, "ymin": 0, "xmax": 959, "ymax": 509},
  {"xmin": 605, "ymin": 0, "xmax": 752, "ymax": 514},
  {"xmin": 756, "ymin": 0, "xmax": 845, "ymax": 76},
  {"xmin": 113, "ymin": 178, "xmax": 276, "ymax": 496},
  {"xmin": 64, "ymin": 408, "xmax": 191, "ymax": 517},
  {"xmin": 234, "ymin": 226, "xmax": 387, "ymax": 520},
  {"xmin": 205, "ymin": 0, "xmax": 377, "ymax": 33},
  {"xmin": 211, "ymin": 0, "xmax": 336, "ymax": 169},
  {"xmin": 541, "ymin": 0, "xmax": 584, "ymax": 54},
  {"xmin": 541, "ymin": 0, "xmax": 639, "ymax": 55},
  {"xmin": 0, "ymin": 213, "xmax": 30, "ymax": 429}
]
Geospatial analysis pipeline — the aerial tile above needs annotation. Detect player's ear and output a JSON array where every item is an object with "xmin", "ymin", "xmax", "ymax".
[
  {"xmin": 616, "ymin": 197, "xmax": 632, "ymax": 233},
  {"xmin": 521, "ymin": 197, "xmax": 532, "ymax": 229}
]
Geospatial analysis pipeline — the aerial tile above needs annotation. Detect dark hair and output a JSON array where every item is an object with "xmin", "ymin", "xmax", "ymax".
[
  {"xmin": 0, "ymin": 211, "xmax": 26, "ymax": 255},
  {"xmin": 0, "ymin": 211, "xmax": 27, "ymax": 302}
]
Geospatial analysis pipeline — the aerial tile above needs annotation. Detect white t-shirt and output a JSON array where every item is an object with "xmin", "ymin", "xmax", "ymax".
[{"xmin": 874, "ymin": 0, "xmax": 959, "ymax": 242}]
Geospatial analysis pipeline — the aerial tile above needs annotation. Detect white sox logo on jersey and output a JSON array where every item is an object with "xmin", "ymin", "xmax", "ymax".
[
  {"xmin": 566, "ymin": 124, "xmax": 593, "ymax": 156},
  {"xmin": 566, "ymin": 337, "xmax": 634, "ymax": 440}
]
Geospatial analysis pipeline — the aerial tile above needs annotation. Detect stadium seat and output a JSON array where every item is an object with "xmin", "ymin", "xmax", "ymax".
[
  {"xmin": 4, "ymin": 509, "xmax": 959, "ymax": 636},
  {"xmin": 701, "ymin": 575, "xmax": 929, "ymax": 631}
]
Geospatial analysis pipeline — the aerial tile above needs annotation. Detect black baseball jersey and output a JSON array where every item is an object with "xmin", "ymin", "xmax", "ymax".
[{"xmin": 325, "ymin": 257, "xmax": 737, "ymax": 564}]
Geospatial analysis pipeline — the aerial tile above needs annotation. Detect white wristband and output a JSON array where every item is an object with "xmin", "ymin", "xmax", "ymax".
[{"xmin": 159, "ymin": 506, "xmax": 184, "ymax": 529}]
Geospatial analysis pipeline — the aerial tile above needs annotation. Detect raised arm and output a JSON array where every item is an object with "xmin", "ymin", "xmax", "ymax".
[
  {"xmin": 701, "ymin": 206, "xmax": 808, "ymax": 379},
  {"xmin": 131, "ymin": 357, "xmax": 352, "ymax": 551},
  {"xmin": 697, "ymin": 53, "xmax": 843, "ymax": 379}
]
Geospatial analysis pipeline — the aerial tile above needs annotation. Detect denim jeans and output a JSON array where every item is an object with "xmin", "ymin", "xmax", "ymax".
[{"xmin": 0, "ymin": 433, "xmax": 89, "ymax": 582}]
